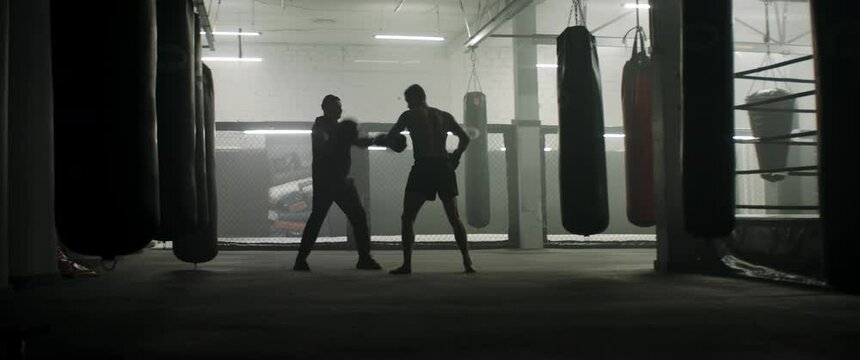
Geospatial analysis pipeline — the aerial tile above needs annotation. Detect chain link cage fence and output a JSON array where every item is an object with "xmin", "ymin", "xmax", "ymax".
[
  {"xmin": 203, "ymin": 120, "xmax": 822, "ymax": 254},
  {"xmin": 211, "ymin": 122, "xmax": 511, "ymax": 250}
]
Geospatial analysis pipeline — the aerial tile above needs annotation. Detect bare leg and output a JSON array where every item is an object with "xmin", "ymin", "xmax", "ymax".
[
  {"xmin": 390, "ymin": 191, "xmax": 426, "ymax": 274},
  {"xmin": 441, "ymin": 196, "xmax": 475, "ymax": 273}
]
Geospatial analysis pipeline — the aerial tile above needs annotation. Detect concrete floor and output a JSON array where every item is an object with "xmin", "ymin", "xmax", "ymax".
[{"xmin": 2, "ymin": 248, "xmax": 860, "ymax": 359}]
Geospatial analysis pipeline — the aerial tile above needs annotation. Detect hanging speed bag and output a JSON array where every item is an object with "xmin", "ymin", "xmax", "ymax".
[
  {"xmin": 557, "ymin": 26, "xmax": 609, "ymax": 236},
  {"xmin": 682, "ymin": 1, "xmax": 735, "ymax": 237},
  {"xmin": 173, "ymin": 20, "xmax": 217, "ymax": 264},
  {"xmin": 746, "ymin": 88, "xmax": 795, "ymax": 182},
  {"xmin": 463, "ymin": 91, "xmax": 490, "ymax": 228},
  {"xmin": 155, "ymin": 0, "xmax": 198, "ymax": 239},
  {"xmin": 51, "ymin": 0, "xmax": 160, "ymax": 258},
  {"xmin": 621, "ymin": 38, "xmax": 656, "ymax": 227}
]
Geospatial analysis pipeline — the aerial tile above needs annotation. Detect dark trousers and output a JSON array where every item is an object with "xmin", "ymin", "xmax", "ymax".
[{"xmin": 297, "ymin": 178, "xmax": 371, "ymax": 258}]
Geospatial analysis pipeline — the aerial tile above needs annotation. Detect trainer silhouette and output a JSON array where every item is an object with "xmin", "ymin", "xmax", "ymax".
[{"xmin": 293, "ymin": 95, "xmax": 382, "ymax": 271}]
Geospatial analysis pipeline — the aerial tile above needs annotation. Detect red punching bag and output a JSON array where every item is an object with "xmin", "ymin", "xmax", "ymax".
[{"xmin": 621, "ymin": 29, "xmax": 655, "ymax": 227}]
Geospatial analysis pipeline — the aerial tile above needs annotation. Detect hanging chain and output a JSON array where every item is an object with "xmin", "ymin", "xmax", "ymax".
[
  {"xmin": 635, "ymin": 0, "xmax": 640, "ymax": 30},
  {"xmin": 747, "ymin": 0, "xmax": 791, "ymax": 95},
  {"xmin": 467, "ymin": 49, "xmax": 482, "ymax": 92},
  {"xmin": 436, "ymin": 3, "xmax": 442, "ymax": 36},
  {"xmin": 764, "ymin": 0, "xmax": 771, "ymax": 52},
  {"xmin": 567, "ymin": 0, "xmax": 575, "ymax": 26},
  {"xmin": 567, "ymin": 0, "xmax": 586, "ymax": 27}
]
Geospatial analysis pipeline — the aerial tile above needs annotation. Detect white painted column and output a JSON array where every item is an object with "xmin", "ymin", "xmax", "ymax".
[{"xmin": 512, "ymin": 4, "xmax": 544, "ymax": 249}]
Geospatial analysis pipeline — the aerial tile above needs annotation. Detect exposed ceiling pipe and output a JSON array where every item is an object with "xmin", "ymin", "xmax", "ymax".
[{"xmin": 394, "ymin": 0, "xmax": 406, "ymax": 13}]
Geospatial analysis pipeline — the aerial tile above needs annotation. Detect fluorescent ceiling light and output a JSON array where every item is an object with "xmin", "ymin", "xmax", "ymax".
[
  {"xmin": 374, "ymin": 35, "xmax": 445, "ymax": 42},
  {"xmin": 354, "ymin": 59, "xmax": 422, "ymax": 65},
  {"xmin": 244, "ymin": 129, "xmax": 311, "ymax": 135},
  {"xmin": 624, "ymin": 3, "xmax": 651, "ymax": 9},
  {"xmin": 537, "ymin": 64, "xmax": 558, "ymax": 68},
  {"xmin": 544, "ymin": 147, "xmax": 552, "ymax": 152},
  {"xmin": 499, "ymin": 147, "xmax": 507, "ymax": 151},
  {"xmin": 202, "ymin": 31, "xmax": 261, "ymax": 36},
  {"xmin": 604, "ymin": 134, "xmax": 625, "ymax": 138},
  {"xmin": 733, "ymin": 135, "xmax": 758, "ymax": 140},
  {"xmin": 368, "ymin": 146, "xmax": 389, "ymax": 151},
  {"xmin": 202, "ymin": 57, "xmax": 263, "ymax": 62},
  {"xmin": 354, "ymin": 59, "xmax": 401, "ymax": 64}
]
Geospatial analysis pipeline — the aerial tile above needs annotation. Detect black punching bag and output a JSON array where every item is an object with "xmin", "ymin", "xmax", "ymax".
[
  {"xmin": 463, "ymin": 91, "xmax": 490, "ymax": 228},
  {"xmin": 203, "ymin": 64, "xmax": 218, "ymax": 254},
  {"xmin": 746, "ymin": 88, "xmax": 795, "ymax": 182},
  {"xmin": 51, "ymin": 0, "xmax": 160, "ymax": 258},
  {"xmin": 156, "ymin": 0, "xmax": 198, "ymax": 239},
  {"xmin": 9, "ymin": 0, "xmax": 57, "ymax": 275},
  {"xmin": 0, "ymin": 0, "xmax": 8, "ymax": 275},
  {"xmin": 557, "ymin": 26, "xmax": 609, "ymax": 236},
  {"xmin": 681, "ymin": 0, "xmax": 735, "ymax": 237},
  {"xmin": 173, "ymin": 20, "xmax": 217, "ymax": 264},
  {"xmin": 810, "ymin": 0, "xmax": 860, "ymax": 292},
  {"xmin": 621, "ymin": 31, "xmax": 656, "ymax": 227}
]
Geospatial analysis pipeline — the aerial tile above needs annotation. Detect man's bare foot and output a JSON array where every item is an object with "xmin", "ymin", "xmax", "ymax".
[
  {"xmin": 389, "ymin": 266, "xmax": 411, "ymax": 275},
  {"xmin": 293, "ymin": 258, "xmax": 311, "ymax": 271}
]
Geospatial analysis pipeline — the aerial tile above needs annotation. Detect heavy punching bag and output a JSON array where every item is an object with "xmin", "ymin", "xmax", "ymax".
[
  {"xmin": 0, "ymin": 0, "xmax": 9, "ymax": 282},
  {"xmin": 621, "ymin": 30, "xmax": 655, "ymax": 227},
  {"xmin": 681, "ymin": 0, "xmax": 735, "ymax": 237},
  {"xmin": 203, "ymin": 64, "xmax": 218, "ymax": 255},
  {"xmin": 810, "ymin": 0, "xmax": 860, "ymax": 292},
  {"xmin": 463, "ymin": 91, "xmax": 490, "ymax": 228},
  {"xmin": 8, "ymin": 0, "xmax": 58, "ymax": 276},
  {"xmin": 156, "ymin": 0, "xmax": 198, "ymax": 239},
  {"xmin": 173, "ymin": 24, "xmax": 218, "ymax": 264},
  {"xmin": 51, "ymin": 0, "xmax": 160, "ymax": 258},
  {"xmin": 746, "ymin": 88, "xmax": 795, "ymax": 182},
  {"xmin": 557, "ymin": 26, "xmax": 609, "ymax": 235}
]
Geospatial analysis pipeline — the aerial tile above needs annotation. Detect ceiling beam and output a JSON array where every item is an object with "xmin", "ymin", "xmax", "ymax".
[
  {"xmin": 464, "ymin": 0, "xmax": 535, "ymax": 49},
  {"xmin": 489, "ymin": 34, "xmax": 812, "ymax": 54},
  {"xmin": 194, "ymin": 0, "xmax": 215, "ymax": 51}
]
